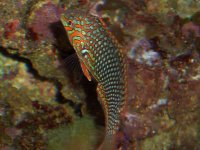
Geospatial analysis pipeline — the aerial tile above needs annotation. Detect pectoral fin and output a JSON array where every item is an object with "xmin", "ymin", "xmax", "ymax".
[
  {"xmin": 61, "ymin": 53, "xmax": 81, "ymax": 72},
  {"xmin": 80, "ymin": 62, "xmax": 92, "ymax": 81}
]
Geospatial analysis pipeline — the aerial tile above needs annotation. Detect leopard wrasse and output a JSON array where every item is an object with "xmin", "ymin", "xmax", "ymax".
[{"xmin": 61, "ymin": 7, "xmax": 127, "ymax": 149}]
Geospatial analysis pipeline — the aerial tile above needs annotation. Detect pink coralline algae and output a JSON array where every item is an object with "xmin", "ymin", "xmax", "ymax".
[
  {"xmin": 123, "ymin": 113, "xmax": 156, "ymax": 140},
  {"xmin": 182, "ymin": 21, "xmax": 200, "ymax": 38},
  {"xmin": 27, "ymin": 2, "xmax": 64, "ymax": 41},
  {"xmin": 114, "ymin": 112, "xmax": 158, "ymax": 149},
  {"xmin": 4, "ymin": 127, "xmax": 22, "ymax": 140},
  {"xmin": 4, "ymin": 19, "xmax": 20, "ymax": 39},
  {"xmin": 77, "ymin": 0, "xmax": 88, "ymax": 5}
]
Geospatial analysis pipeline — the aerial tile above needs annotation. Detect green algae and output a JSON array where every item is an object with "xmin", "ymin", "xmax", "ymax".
[{"xmin": 47, "ymin": 116, "xmax": 102, "ymax": 150}]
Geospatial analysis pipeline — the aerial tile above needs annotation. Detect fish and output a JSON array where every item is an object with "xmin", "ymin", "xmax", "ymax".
[{"xmin": 61, "ymin": 7, "xmax": 127, "ymax": 150}]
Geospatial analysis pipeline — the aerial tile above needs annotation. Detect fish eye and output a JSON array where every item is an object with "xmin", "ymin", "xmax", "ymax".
[{"xmin": 68, "ymin": 20, "xmax": 73, "ymax": 26}]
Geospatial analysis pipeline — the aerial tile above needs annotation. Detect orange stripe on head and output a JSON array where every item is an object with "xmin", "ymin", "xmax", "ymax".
[
  {"xmin": 75, "ymin": 24, "xmax": 83, "ymax": 29},
  {"xmin": 73, "ymin": 39, "xmax": 81, "ymax": 45},
  {"xmin": 69, "ymin": 31, "xmax": 83, "ymax": 42},
  {"xmin": 70, "ymin": 30, "xmax": 83, "ymax": 37},
  {"xmin": 64, "ymin": 26, "xmax": 73, "ymax": 31}
]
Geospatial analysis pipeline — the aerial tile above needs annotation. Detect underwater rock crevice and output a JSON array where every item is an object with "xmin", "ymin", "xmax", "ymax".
[{"xmin": 0, "ymin": 45, "xmax": 81, "ymax": 114}]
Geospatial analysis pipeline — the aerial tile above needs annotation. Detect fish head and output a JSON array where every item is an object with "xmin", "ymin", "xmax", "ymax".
[
  {"xmin": 61, "ymin": 8, "xmax": 97, "ymax": 71},
  {"xmin": 60, "ymin": 9, "xmax": 89, "ymax": 55}
]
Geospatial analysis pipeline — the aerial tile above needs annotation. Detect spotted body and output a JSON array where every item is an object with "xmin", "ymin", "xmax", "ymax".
[{"xmin": 61, "ymin": 7, "xmax": 127, "ymax": 147}]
